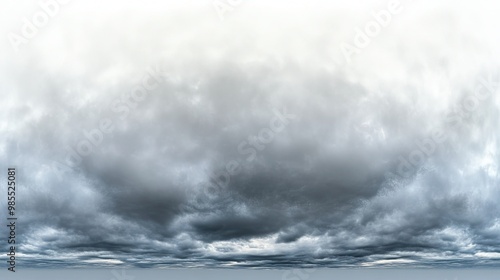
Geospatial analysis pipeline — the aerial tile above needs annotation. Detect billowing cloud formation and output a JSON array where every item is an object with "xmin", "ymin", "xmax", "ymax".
[{"xmin": 1, "ymin": 0, "xmax": 500, "ymax": 268}]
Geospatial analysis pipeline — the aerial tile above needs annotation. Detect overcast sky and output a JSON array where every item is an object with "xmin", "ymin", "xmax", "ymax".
[{"xmin": 1, "ymin": 0, "xmax": 500, "ymax": 269}]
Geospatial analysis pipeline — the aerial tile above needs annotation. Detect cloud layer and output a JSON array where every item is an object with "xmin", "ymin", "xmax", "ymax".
[{"xmin": 1, "ymin": 0, "xmax": 500, "ymax": 268}]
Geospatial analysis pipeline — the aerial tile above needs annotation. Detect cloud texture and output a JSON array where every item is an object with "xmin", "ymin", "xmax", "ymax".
[{"xmin": 1, "ymin": 0, "xmax": 500, "ymax": 268}]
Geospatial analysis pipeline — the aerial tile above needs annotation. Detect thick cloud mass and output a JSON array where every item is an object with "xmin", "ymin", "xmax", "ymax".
[{"xmin": 1, "ymin": 0, "xmax": 500, "ymax": 268}]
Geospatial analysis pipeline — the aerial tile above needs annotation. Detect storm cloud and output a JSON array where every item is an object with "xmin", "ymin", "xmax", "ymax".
[{"xmin": 1, "ymin": 0, "xmax": 500, "ymax": 268}]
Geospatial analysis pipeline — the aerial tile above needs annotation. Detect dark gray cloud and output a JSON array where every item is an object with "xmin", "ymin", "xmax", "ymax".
[{"xmin": 1, "ymin": 0, "xmax": 500, "ymax": 269}]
